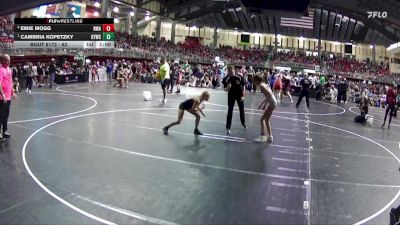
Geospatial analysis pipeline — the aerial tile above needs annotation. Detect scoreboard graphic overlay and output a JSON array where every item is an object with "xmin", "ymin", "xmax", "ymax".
[{"xmin": 14, "ymin": 18, "xmax": 115, "ymax": 49}]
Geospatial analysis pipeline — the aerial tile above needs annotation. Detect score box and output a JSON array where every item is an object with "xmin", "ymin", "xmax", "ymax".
[
  {"xmin": 102, "ymin": 32, "xmax": 115, "ymax": 41},
  {"xmin": 102, "ymin": 24, "xmax": 114, "ymax": 32}
]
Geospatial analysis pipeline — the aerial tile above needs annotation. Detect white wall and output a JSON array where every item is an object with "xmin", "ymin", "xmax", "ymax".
[{"xmin": 388, "ymin": 43, "xmax": 400, "ymax": 73}]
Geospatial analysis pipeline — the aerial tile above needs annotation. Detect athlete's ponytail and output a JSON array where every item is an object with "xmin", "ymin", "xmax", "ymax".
[{"xmin": 200, "ymin": 91, "xmax": 210, "ymax": 101}]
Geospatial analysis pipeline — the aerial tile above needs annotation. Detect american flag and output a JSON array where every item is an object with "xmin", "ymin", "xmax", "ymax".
[{"xmin": 281, "ymin": 10, "xmax": 314, "ymax": 29}]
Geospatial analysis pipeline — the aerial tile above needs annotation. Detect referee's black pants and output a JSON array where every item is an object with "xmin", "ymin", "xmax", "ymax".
[
  {"xmin": 296, "ymin": 90, "xmax": 310, "ymax": 108},
  {"xmin": 226, "ymin": 94, "xmax": 245, "ymax": 129},
  {"xmin": 337, "ymin": 91, "xmax": 347, "ymax": 103}
]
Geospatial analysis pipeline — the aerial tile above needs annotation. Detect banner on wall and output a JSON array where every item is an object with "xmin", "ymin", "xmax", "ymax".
[
  {"xmin": 32, "ymin": 6, "xmax": 48, "ymax": 17},
  {"xmin": 85, "ymin": 6, "xmax": 98, "ymax": 18},
  {"xmin": 46, "ymin": 4, "xmax": 60, "ymax": 16},
  {"xmin": 66, "ymin": 4, "xmax": 81, "ymax": 18},
  {"xmin": 274, "ymin": 66, "xmax": 291, "ymax": 71},
  {"xmin": 304, "ymin": 69, "xmax": 316, "ymax": 74},
  {"xmin": 32, "ymin": 5, "xmax": 61, "ymax": 17}
]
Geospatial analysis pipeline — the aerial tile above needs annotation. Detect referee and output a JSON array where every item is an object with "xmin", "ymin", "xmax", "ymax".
[
  {"xmin": 296, "ymin": 74, "xmax": 311, "ymax": 108},
  {"xmin": 222, "ymin": 64, "xmax": 246, "ymax": 135}
]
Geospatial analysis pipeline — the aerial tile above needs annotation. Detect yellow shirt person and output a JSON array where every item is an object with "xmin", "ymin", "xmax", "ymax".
[{"xmin": 159, "ymin": 61, "xmax": 170, "ymax": 81}]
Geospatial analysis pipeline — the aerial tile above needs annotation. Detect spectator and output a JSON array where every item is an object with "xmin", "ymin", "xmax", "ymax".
[
  {"xmin": 106, "ymin": 60, "xmax": 113, "ymax": 84},
  {"xmin": 123, "ymin": 64, "xmax": 131, "ymax": 88},
  {"xmin": 32, "ymin": 63, "xmax": 38, "ymax": 87},
  {"xmin": 48, "ymin": 58, "xmax": 56, "ymax": 89},
  {"xmin": 90, "ymin": 63, "xmax": 99, "ymax": 83},
  {"xmin": 382, "ymin": 83, "xmax": 397, "ymax": 128},
  {"xmin": 337, "ymin": 78, "xmax": 348, "ymax": 104},
  {"xmin": 355, "ymin": 91, "xmax": 369, "ymax": 124},
  {"xmin": 37, "ymin": 62, "xmax": 46, "ymax": 87},
  {"xmin": 25, "ymin": 62, "xmax": 33, "ymax": 94},
  {"xmin": 113, "ymin": 63, "xmax": 128, "ymax": 88},
  {"xmin": 0, "ymin": 54, "xmax": 17, "ymax": 141}
]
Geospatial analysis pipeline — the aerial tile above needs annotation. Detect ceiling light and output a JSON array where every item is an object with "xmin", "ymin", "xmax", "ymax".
[
  {"xmin": 299, "ymin": 36, "xmax": 304, "ymax": 41},
  {"xmin": 370, "ymin": 45, "xmax": 373, "ymax": 49},
  {"xmin": 113, "ymin": 6, "xmax": 119, "ymax": 13},
  {"xmin": 94, "ymin": 2, "xmax": 100, "ymax": 7},
  {"xmin": 93, "ymin": 11, "xmax": 99, "ymax": 17},
  {"xmin": 130, "ymin": 11, "xmax": 134, "ymax": 16},
  {"xmin": 145, "ymin": 15, "xmax": 150, "ymax": 21},
  {"xmin": 191, "ymin": 25, "xmax": 197, "ymax": 30},
  {"xmin": 114, "ymin": 18, "xmax": 119, "ymax": 23}
]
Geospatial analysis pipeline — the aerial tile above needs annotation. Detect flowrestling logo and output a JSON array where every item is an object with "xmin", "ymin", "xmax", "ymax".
[{"xmin": 367, "ymin": 11, "xmax": 388, "ymax": 18}]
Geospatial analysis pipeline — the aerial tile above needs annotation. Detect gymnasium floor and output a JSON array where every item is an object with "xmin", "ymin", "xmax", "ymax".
[{"xmin": 0, "ymin": 82, "xmax": 399, "ymax": 225}]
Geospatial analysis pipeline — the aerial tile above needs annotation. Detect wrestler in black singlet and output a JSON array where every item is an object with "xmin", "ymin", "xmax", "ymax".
[{"xmin": 179, "ymin": 98, "xmax": 195, "ymax": 110}]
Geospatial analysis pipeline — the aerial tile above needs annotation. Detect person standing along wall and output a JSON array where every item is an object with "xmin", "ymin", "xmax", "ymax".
[
  {"xmin": 0, "ymin": 54, "xmax": 17, "ymax": 141},
  {"xmin": 337, "ymin": 78, "xmax": 348, "ymax": 104},
  {"xmin": 25, "ymin": 62, "xmax": 33, "ymax": 94},
  {"xmin": 168, "ymin": 61, "xmax": 176, "ymax": 93},
  {"xmin": 183, "ymin": 61, "xmax": 191, "ymax": 79},
  {"xmin": 37, "ymin": 63, "xmax": 44, "ymax": 87},
  {"xmin": 394, "ymin": 89, "xmax": 400, "ymax": 117},
  {"xmin": 247, "ymin": 66, "xmax": 255, "ymax": 93},
  {"xmin": 32, "ymin": 63, "xmax": 38, "ymax": 87},
  {"xmin": 273, "ymin": 74, "xmax": 283, "ymax": 103},
  {"xmin": 48, "ymin": 58, "xmax": 56, "ymax": 89},
  {"xmin": 269, "ymin": 71, "xmax": 276, "ymax": 89},
  {"xmin": 175, "ymin": 65, "xmax": 183, "ymax": 93},
  {"xmin": 106, "ymin": 60, "xmax": 113, "ymax": 84},
  {"xmin": 282, "ymin": 73, "xmax": 293, "ymax": 103}
]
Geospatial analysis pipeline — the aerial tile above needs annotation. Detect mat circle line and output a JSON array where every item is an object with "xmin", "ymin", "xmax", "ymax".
[
  {"xmin": 57, "ymin": 85, "xmax": 345, "ymax": 116},
  {"xmin": 203, "ymin": 100, "xmax": 346, "ymax": 116},
  {"xmin": 348, "ymin": 107, "xmax": 400, "ymax": 127},
  {"xmin": 22, "ymin": 107, "xmax": 400, "ymax": 225},
  {"xmin": 10, "ymin": 92, "xmax": 98, "ymax": 124}
]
